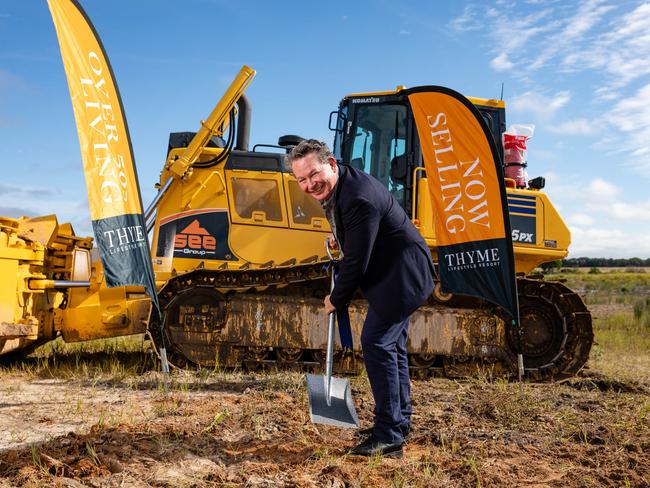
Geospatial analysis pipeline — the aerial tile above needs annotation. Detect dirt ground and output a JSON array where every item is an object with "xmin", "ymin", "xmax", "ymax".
[{"xmin": 0, "ymin": 365, "xmax": 647, "ymax": 488}]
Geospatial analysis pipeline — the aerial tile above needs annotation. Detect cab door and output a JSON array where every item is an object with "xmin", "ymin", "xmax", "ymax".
[
  {"xmin": 224, "ymin": 151, "xmax": 289, "ymax": 229},
  {"xmin": 282, "ymin": 173, "xmax": 330, "ymax": 233},
  {"xmin": 225, "ymin": 169, "xmax": 289, "ymax": 228}
]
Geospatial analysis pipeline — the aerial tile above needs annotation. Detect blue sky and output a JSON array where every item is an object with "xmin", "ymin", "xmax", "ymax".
[{"xmin": 1, "ymin": 0, "xmax": 649, "ymax": 258}]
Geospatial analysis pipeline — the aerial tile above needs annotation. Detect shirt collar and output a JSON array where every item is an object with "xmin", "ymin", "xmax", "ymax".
[{"xmin": 319, "ymin": 185, "xmax": 337, "ymax": 210}]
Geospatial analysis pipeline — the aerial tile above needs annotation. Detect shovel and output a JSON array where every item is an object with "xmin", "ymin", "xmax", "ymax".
[{"xmin": 305, "ymin": 243, "xmax": 359, "ymax": 429}]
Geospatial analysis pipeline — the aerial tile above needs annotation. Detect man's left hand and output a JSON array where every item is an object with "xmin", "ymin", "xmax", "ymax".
[{"xmin": 324, "ymin": 294, "xmax": 336, "ymax": 315}]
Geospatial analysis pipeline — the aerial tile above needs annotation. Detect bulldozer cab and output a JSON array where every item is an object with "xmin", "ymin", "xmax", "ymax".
[
  {"xmin": 329, "ymin": 88, "xmax": 571, "ymax": 273},
  {"xmin": 332, "ymin": 89, "xmax": 506, "ymax": 217}
]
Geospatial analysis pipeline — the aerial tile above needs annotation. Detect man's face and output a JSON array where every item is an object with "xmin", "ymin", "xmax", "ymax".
[{"xmin": 292, "ymin": 152, "xmax": 338, "ymax": 202}]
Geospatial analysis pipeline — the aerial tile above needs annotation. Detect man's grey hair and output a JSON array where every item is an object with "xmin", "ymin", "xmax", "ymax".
[{"xmin": 286, "ymin": 139, "xmax": 333, "ymax": 167}]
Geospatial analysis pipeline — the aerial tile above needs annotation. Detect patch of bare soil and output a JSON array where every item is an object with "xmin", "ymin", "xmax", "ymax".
[
  {"xmin": 0, "ymin": 378, "xmax": 153, "ymax": 451},
  {"xmin": 0, "ymin": 370, "xmax": 647, "ymax": 487}
]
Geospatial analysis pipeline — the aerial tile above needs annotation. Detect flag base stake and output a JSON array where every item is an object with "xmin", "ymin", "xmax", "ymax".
[
  {"xmin": 517, "ymin": 353, "xmax": 524, "ymax": 381},
  {"xmin": 160, "ymin": 346, "xmax": 170, "ymax": 374}
]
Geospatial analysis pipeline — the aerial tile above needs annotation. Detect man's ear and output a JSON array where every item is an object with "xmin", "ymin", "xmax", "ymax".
[{"xmin": 328, "ymin": 155, "xmax": 338, "ymax": 171}]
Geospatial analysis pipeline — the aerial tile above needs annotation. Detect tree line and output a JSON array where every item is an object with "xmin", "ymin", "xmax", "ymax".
[{"xmin": 545, "ymin": 257, "xmax": 650, "ymax": 269}]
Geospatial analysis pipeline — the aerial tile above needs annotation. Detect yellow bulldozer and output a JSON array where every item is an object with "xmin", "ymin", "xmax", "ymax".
[{"xmin": 0, "ymin": 66, "xmax": 592, "ymax": 380}]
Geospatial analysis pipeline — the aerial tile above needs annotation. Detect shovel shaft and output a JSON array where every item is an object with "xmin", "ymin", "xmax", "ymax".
[
  {"xmin": 325, "ymin": 311, "xmax": 336, "ymax": 404},
  {"xmin": 325, "ymin": 270, "xmax": 336, "ymax": 404}
]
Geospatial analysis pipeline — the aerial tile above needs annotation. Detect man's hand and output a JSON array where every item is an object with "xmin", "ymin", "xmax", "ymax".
[
  {"xmin": 324, "ymin": 294, "xmax": 336, "ymax": 315},
  {"xmin": 327, "ymin": 234, "xmax": 339, "ymax": 250}
]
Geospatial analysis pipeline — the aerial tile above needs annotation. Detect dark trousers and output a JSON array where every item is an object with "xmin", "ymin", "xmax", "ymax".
[{"xmin": 361, "ymin": 307, "xmax": 411, "ymax": 444}]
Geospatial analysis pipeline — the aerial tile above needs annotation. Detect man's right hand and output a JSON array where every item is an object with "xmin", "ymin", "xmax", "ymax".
[
  {"xmin": 324, "ymin": 294, "xmax": 336, "ymax": 315},
  {"xmin": 327, "ymin": 234, "xmax": 338, "ymax": 250}
]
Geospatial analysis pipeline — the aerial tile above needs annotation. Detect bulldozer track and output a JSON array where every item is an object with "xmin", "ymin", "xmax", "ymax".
[
  {"xmin": 150, "ymin": 267, "xmax": 593, "ymax": 381},
  {"xmin": 150, "ymin": 262, "xmax": 331, "ymax": 370}
]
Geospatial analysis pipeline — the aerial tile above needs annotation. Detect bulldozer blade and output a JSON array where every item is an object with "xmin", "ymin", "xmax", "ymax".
[{"xmin": 306, "ymin": 373, "xmax": 359, "ymax": 428}]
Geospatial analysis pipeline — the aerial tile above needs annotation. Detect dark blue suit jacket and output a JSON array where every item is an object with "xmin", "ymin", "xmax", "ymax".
[{"xmin": 329, "ymin": 165, "xmax": 435, "ymax": 323}]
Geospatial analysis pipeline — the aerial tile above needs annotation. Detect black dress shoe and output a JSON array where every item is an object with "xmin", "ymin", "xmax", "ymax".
[{"xmin": 349, "ymin": 437, "xmax": 403, "ymax": 458}]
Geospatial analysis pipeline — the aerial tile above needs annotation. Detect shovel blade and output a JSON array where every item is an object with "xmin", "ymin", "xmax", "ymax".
[{"xmin": 306, "ymin": 373, "xmax": 359, "ymax": 428}]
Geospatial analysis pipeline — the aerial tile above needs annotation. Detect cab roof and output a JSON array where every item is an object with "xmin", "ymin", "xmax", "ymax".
[{"xmin": 343, "ymin": 86, "xmax": 506, "ymax": 109}]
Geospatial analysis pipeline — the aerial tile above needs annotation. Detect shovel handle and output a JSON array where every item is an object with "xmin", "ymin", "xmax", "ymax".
[
  {"xmin": 325, "ymin": 310, "xmax": 336, "ymax": 404},
  {"xmin": 325, "ymin": 241, "xmax": 337, "ymax": 404}
]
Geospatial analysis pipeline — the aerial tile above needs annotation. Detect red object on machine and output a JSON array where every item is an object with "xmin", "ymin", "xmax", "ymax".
[{"xmin": 503, "ymin": 132, "xmax": 530, "ymax": 188}]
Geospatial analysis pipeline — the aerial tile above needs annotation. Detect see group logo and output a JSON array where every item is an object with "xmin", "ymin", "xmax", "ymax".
[
  {"xmin": 155, "ymin": 208, "xmax": 236, "ymax": 261},
  {"xmin": 174, "ymin": 219, "xmax": 217, "ymax": 255}
]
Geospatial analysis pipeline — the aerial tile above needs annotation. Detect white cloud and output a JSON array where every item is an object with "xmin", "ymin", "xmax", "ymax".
[
  {"xmin": 557, "ymin": 178, "xmax": 650, "ymax": 256},
  {"xmin": 578, "ymin": 181, "xmax": 650, "ymax": 221},
  {"xmin": 603, "ymin": 83, "xmax": 650, "ymax": 176},
  {"xmin": 562, "ymin": 2, "xmax": 650, "ymax": 89},
  {"xmin": 584, "ymin": 178, "xmax": 620, "ymax": 200},
  {"xmin": 593, "ymin": 86, "xmax": 620, "ymax": 102},
  {"xmin": 449, "ymin": 5, "xmax": 482, "ymax": 32},
  {"xmin": 561, "ymin": 0, "xmax": 611, "ymax": 39},
  {"xmin": 546, "ymin": 118, "xmax": 598, "ymax": 135},
  {"xmin": 399, "ymin": 29, "xmax": 410, "ymax": 35},
  {"xmin": 490, "ymin": 53, "xmax": 513, "ymax": 71},
  {"xmin": 490, "ymin": 8, "xmax": 557, "ymax": 56},
  {"xmin": 509, "ymin": 90, "xmax": 571, "ymax": 120},
  {"xmin": 566, "ymin": 213, "xmax": 595, "ymax": 226},
  {"xmin": 608, "ymin": 84, "xmax": 650, "ymax": 133},
  {"xmin": 474, "ymin": 0, "xmax": 650, "ymax": 95},
  {"xmin": 606, "ymin": 201, "xmax": 650, "ymax": 220},
  {"xmin": 530, "ymin": 0, "xmax": 613, "ymax": 70},
  {"xmin": 568, "ymin": 226, "xmax": 650, "ymax": 258}
]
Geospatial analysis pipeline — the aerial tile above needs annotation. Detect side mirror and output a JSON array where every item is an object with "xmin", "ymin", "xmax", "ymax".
[
  {"xmin": 329, "ymin": 110, "xmax": 347, "ymax": 131},
  {"xmin": 528, "ymin": 176, "xmax": 545, "ymax": 190}
]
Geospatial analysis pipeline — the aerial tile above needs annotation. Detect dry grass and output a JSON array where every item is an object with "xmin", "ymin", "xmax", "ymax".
[
  {"xmin": 589, "ymin": 309, "xmax": 650, "ymax": 384},
  {"xmin": 554, "ymin": 269, "xmax": 650, "ymax": 306},
  {"xmin": 554, "ymin": 271, "xmax": 650, "ymax": 385},
  {"xmin": 0, "ymin": 335, "xmax": 154, "ymax": 383}
]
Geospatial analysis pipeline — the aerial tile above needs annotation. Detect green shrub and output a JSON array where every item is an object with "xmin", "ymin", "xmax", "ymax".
[{"xmin": 561, "ymin": 267, "xmax": 579, "ymax": 274}]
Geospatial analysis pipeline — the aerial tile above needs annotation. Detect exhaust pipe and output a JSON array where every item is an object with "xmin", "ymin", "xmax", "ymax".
[{"xmin": 235, "ymin": 94, "xmax": 251, "ymax": 151}]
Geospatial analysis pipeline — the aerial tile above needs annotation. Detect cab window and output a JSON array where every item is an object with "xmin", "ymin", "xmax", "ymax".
[{"xmin": 346, "ymin": 103, "xmax": 408, "ymax": 206}]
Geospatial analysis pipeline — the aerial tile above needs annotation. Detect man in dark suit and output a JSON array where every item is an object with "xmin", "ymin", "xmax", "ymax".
[{"xmin": 288, "ymin": 139, "xmax": 435, "ymax": 458}]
